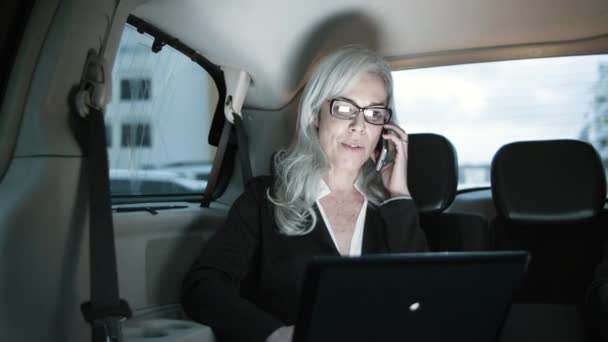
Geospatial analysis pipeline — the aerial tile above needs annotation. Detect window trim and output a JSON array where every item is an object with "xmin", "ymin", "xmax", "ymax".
[{"xmin": 119, "ymin": 15, "xmax": 231, "ymax": 203}]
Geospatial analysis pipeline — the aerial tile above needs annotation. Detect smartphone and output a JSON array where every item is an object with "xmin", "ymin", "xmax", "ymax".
[{"xmin": 375, "ymin": 137, "xmax": 389, "ymax": 172}]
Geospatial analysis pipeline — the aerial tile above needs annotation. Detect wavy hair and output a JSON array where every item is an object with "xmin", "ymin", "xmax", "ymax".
[{"xmin": 267, "ymin": 46, "xmax": 395, "ymax": 235}]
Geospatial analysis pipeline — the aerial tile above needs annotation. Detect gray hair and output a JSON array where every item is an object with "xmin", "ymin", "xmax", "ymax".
[{"xmin": 267, "ymin": 46, "xmax": 395, "ymax": 235}]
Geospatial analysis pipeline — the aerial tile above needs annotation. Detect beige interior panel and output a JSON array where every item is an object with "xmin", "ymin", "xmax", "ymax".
[
  {"xmin": 114, "ymin": 205, "xmax": 228, "ymax": 314},
  {"xmin": 244, "ymin": 92, "xmax": 301, "ymax": 177},
  {"xmin": 0, "ymin": 157, "xmax": 89, "ymax": 341}
]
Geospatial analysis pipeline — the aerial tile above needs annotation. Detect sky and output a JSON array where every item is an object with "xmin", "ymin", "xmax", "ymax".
[{"xmin": 393, "ymin": 54, "xmax": 608, "ymax": 165}]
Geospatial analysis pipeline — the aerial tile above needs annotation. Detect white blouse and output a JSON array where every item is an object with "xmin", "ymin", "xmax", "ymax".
[{"xmin": 315, "ymin": 179, "xmax": 411, "ymax": 256}]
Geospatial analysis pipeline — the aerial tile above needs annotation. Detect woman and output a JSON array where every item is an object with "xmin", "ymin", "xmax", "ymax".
[{"xmin": 181, "ymin": 46, "xmax": 428, "ymax": 342}]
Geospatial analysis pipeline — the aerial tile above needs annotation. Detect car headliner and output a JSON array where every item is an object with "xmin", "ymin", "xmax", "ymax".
[{"xmin": 129, "ymin": 0, "xmax": 608, "ymax": 110}]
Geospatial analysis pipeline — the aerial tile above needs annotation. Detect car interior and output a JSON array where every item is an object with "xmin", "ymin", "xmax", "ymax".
[{"xmin": 1, "ymin": 0, "xmax": 607, "ymax": 341}]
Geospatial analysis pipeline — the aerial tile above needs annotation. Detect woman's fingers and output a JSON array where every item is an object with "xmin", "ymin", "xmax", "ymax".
[
  {"xmin": 383, "ymin": 123, "xmax": 409, "ymax": 142},
  {"xmin": 382, "ymin": 132, "xmax": 406, "ymax": 157},
  {"xmin": 380, "ymin": 123, "xmax": 411, "ymax": 197}
]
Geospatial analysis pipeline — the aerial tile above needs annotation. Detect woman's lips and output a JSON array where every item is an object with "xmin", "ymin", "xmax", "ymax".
[{"xmin": 341, "ymin": 142, "xmax": 364, "ymax": 151}]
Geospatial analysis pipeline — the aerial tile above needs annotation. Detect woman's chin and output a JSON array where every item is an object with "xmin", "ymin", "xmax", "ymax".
[{"xmin": 330, "ymin": 159, "xmax": 368, "ymax": 173}]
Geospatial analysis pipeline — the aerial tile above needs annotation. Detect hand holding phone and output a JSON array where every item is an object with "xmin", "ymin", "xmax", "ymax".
[{"xmin": 375, "ymin": 123, "xmax": 411, "ymax": 198}]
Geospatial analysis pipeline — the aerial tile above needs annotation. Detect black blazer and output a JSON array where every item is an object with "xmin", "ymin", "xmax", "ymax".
[{"xmin": 181, "ymin": 176, "xmax": 428, "ymax": 342}]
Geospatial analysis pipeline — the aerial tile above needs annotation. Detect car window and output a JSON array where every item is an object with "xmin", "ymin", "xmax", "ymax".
[
  {"xmin": 393, "ymin": 54, "xmax": 608, "ymax": 191},
  {"xmin": 107, "ymin": 24, "xmax": 218, "ymax": 196}
]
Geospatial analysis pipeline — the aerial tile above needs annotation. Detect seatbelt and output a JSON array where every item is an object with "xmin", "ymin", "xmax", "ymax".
[
  {"xmin": 201, "ymin": 68, "xmax": 252, "ymax": 207},
  {"xmin": 73, "ymin": 50, "xmax": 132, "ymax": 342},
  {"xmin": 233, "ymin": 114, "xmax": 252, "ymax": 184},
  {"xmin": 201, "ymin": 119, "xmax": 233, "ymax": 207},
  {"xmin": 222, "ymin": 68, "xmax": 252, "ymax": 186}
]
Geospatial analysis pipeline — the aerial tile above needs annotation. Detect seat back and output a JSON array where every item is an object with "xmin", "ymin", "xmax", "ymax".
[
  {"xmin": 584, "ymin": 210, "xmax": 608, "ymax": 341},
  {"xmin": 408, "ymin": 133, "xmax": 458, "ymax": 213},
  {"xmin": 491, "ymin": 139, "xmax": 606, "ymax": 303},
  {"xmin": 408, "ymin": 133, "xmax": 491, "ymax": 251},
  {"xmin": 490, "ymin": 139, "xmax": 607, "ymax": 341}
]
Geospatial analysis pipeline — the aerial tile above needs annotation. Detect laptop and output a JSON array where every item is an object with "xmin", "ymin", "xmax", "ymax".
[{"xmin": 293, "ymin": 251, "xmax": 529, "ymax": 342}]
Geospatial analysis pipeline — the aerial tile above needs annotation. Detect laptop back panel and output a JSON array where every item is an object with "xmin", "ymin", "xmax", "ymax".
[{"xmin": 294, "ymin": 251, "xmax": 528, "ymax": 342}]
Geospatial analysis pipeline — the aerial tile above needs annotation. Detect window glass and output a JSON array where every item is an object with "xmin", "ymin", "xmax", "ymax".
[
  {"xmin": 105, "ymin": 124, "xmax": 112, "ymax": 147},
  {"xmin": 120, "ymin": 78, "xmax": 151, "ymax": 100},
  {"xmin": 393, "ymin": 55, "xmax": 608, "ymax": 190},
  {"xmin": 121, "ymin": 123, "xmax": 151, "ymax": 147},
  {"xmin": 107, "ymin": 24, "xmax": 219, "ymax": 196}
]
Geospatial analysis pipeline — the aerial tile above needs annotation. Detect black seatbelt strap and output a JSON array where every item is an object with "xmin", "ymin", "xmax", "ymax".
[
  {"xmin": 201, "ymin": 119, "xmax": 233, "ymax": 207},
  {"xmin": 81, "ymin": 106, "xmax": 132, "ymax": 342},
  {"xmin": 233, "ymin": 114, "xmax": 252, "ymax": 184},
  {"xmin": 73, "ymin": 51, "xmax": 131, "ymax": 342},
  {"xmin": 200, "ymin": 115, "xmax": 250, "ymax": 207}
]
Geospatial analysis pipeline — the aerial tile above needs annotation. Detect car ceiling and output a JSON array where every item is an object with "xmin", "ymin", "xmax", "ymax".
[{"xmin": 131, "ymin": 0, "xmax": 608, "ymax": 110}]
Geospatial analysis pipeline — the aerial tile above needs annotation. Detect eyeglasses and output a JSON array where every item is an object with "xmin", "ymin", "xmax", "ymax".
[{"xmin": 329, "ymin": 98, "xmax": 392, "ymax": 125}]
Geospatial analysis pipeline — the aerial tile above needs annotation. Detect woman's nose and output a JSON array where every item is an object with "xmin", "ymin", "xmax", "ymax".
[{"xmin": 349, "ymin": 112, "xmax": 366, "ymax": 132}]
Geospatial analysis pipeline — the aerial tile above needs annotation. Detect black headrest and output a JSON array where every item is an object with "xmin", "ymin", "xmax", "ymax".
[
  {"xmin": 491, "ymin": 140, "xmax": 606, "ymax": 224},
  {"xmin": 408, "ymin": 133, "xmax": 458, "ymax": 214}
]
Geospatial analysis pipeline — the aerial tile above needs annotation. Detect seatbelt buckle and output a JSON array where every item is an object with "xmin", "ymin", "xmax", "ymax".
[{"xmin": 94, "ymin": 316, "xmax": 126, "ymax": 342}]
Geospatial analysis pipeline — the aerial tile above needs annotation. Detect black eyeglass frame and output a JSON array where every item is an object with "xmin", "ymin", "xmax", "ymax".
[{"xmin": 329, "ymin": 97, "xmax": 392, "ymax": 125}]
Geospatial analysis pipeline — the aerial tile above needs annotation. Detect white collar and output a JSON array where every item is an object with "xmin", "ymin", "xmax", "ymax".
[
  {"xmin": 317, "ymin": 177, "xmax": 366, "ymax": 200},
  {"xmin": 316, "ymin": 176, "xmax": 368, "ymax": 256}
]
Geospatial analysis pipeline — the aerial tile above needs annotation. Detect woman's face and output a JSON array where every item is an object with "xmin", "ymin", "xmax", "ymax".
[{"xmin": 317, "ymin": 72, "xmax": 387, "ymax": 173}]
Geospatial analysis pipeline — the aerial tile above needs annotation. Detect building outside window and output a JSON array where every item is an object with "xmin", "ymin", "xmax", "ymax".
[
  {"xmin": 121, "ymin": 122, "xmax": 151, "ymax": 147},
  {"xmin": 120, "ymin": 78, "xmax": 151, "ymax": 101},
  {"xmin": 581, "ymin": 63, "xmax": 608, "ymax": 168}
]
